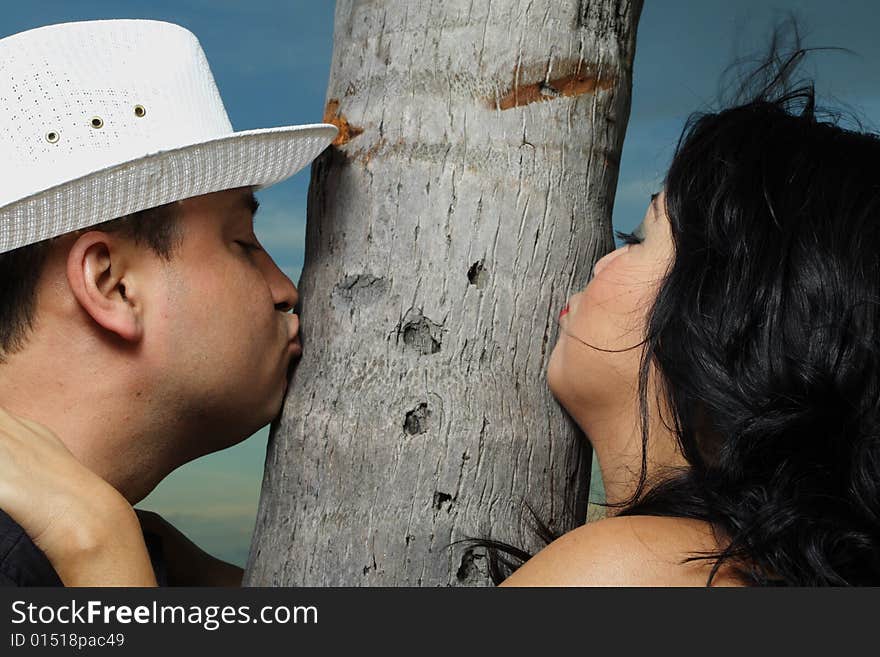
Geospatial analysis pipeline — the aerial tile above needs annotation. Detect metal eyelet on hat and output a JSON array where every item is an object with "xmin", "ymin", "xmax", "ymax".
[
  {"xmin": 90, "ymin": 116, "xmax": 104, "ymax": 129},
  {"xmin": 134, "ymin": 104, "xmax": 146, "ymax": 117},
  {"xmin": 45, "ymin": 130, "xmax": 60, "ymax": 143}
]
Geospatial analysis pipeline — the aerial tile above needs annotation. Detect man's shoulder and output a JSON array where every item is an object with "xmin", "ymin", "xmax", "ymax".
[
  {"xmin": 501, "ymin": 514, "xmax": 746, "ymax": 587},
  {"xmin": 0, "ymin": 507, "xmax": 169, "ymax": 587},
  {"xmin": 0, "ymin": 508, "xmax": 63, "ymax": 587},
  {"xmin": 0, "ymin": 508, "xmax": 64, "ymax": 586}
]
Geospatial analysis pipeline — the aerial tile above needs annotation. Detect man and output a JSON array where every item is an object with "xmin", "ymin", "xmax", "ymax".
[{"xmin": 0, "ymin": 18, "xmax": 337, "ymax": 586}]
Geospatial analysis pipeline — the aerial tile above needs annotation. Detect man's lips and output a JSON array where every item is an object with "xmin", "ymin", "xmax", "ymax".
[
  {"xmin": 287, "ymin": 314, "xmax": 300, "ymax": 341},
  {"xmin": 286, "ymin": 314, "xmax": 302, "ymax": 357}
]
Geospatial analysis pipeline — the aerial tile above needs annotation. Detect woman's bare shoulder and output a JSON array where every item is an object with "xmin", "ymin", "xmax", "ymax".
[{"xmin": 499, "ymin": 514, "xmax": 746, "ymax": 587}]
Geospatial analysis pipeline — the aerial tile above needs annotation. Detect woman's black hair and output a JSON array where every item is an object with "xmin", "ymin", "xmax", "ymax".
[{"xmin": 469, "ymin": 20, "xmax": 880, "ymax": 586}]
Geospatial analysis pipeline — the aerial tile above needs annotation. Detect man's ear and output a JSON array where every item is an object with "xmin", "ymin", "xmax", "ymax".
[{"xmin": 65, "ymin": 231, "xmax": 144, "ymax": 342}]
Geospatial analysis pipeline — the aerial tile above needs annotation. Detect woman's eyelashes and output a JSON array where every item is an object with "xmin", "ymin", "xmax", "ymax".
[
  {"xmin": 612, "ymin": 192, "xmax": 656, "ymax": 247},
  {"xmin": 614, "ymin": 225, "xmax": 644, "ymax": 246}
]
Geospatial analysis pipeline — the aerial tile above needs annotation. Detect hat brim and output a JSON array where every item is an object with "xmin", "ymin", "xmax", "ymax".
[{"xmin": 0, "ymin": 122, "xmax": 339, "ymax": 253}]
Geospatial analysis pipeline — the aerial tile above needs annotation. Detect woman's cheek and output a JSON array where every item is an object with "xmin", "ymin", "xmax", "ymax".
[{"xmin": 545, "ymin": 282, "xmax": 633, "ymax": 413}]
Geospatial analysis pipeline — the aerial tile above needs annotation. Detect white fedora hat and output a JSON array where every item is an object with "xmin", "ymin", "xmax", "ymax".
[{"xmin": 0, "ymin": 18, "xmax": 338, "ymax": 254}]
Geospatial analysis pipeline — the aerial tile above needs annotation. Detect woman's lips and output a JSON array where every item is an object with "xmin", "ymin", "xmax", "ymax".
[{"xmin": 559, "ymin": 303, "xmax": 570, "ymax": 319}]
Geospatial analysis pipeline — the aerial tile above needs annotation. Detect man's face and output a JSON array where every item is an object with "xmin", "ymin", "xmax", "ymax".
[{"xmin": 150, "ymin": 186, "xmax": 300, "ymax": 460}]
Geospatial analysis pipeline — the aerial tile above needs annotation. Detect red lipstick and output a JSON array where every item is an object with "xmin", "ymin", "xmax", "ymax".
[{"xmin": 559, "ymin": 303, "xmax": 570, "ymax": 319}]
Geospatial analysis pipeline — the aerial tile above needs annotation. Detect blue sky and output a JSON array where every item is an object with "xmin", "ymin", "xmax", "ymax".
[{"xmin": 3, "ymin": 1, "xmax": 879, "ymax": 566}]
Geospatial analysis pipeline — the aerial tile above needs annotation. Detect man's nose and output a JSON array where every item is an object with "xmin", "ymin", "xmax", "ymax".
[
  {"xmin": 263, "ymin": 255, "xmax": 299, "ymax": 312},
  {"xmin": 274, "ymin": 278, "xmax": 299, "ymax": 313}
]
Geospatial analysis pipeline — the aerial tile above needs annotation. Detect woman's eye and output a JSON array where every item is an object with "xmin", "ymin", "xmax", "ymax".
[
  {"xmin": 614, "ymin": 213, "xmax": 646, "ymax": 247},
  {"xmin": 614, "ymin": 228, "xmax": 644, "ymax": 246}
]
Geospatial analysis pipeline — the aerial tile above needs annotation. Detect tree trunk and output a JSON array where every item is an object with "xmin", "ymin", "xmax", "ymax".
[{"xmin": 245, "ymin": 0, "xmax": 643, "ymax": 586}]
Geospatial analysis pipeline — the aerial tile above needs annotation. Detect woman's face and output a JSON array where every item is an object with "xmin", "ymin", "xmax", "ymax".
[{"xmin": 547, "ymin": 192, "xmax": 675, "ymax": 422}]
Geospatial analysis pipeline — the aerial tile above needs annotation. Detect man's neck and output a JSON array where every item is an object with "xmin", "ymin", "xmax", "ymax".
[{"xmin": 0, "ymin": 341, "xmax": 173, "ymax": 504}]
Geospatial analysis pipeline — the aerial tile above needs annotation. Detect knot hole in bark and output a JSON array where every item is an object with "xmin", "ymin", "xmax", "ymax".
[
  {"xmin": 396, "ymin": 309, "xmax": 443, "ymax": 355},
  {"xmin": 468, "ymin": 260, "xmax": 488, "ymax": 289},
  {"xmin": 456, "ymin": 548, "xmax": 487, "ymax": 583},
  {"xmin": 433, "ymin": 491, "xmax": 453, "ymax": 512},
  {"xmin": 332, "ymin": 274, "xmax": 389, "ymax": 319},
  {"xmin": 404, "ymin": 402, "xmax": 431, "ymax": 435}
]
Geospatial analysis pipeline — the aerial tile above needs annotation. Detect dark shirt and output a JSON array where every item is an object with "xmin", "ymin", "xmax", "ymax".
[{"xmin": 0, "ymin": 508, "xmax": 168, "ymax": 586}]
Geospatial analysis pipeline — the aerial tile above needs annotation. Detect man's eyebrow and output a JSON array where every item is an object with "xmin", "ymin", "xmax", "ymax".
[{"xmin": 240, "ymin": 191, "xmax": 260, "ymax": 220}]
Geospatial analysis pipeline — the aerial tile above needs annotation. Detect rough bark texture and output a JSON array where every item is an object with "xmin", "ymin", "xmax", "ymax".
[{"xmin": 245, "ymin": 0, "xmax": 643, "ymax": 586}]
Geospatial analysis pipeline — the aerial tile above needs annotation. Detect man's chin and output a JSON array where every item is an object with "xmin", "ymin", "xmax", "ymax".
[
  {"xmin": 270, "ymin": 380, "xmax": 291, "ymax": 423},
  {"xmin": 286, "ymin": 354, "xmax": 301, "ymax": 380}
]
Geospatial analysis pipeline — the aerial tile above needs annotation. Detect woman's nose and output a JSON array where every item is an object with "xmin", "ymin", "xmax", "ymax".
[{"xmin": 592, "ymin": 244, "xmax": 631, "ymax": 279}]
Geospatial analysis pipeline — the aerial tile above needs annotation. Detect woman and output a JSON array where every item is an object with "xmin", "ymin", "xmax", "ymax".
[{"xmin": 501, "ymin": 40, "xmax": 880, "ymax": 586}]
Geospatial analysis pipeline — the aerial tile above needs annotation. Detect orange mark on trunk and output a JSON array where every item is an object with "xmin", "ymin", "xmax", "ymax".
[
  {"xmin": 323, "ymin": 98, "xmax": 364, "ymax": 146},
  {"xmin": 494, "ymin": 61, "xmax": 615, "ymax": 110}
]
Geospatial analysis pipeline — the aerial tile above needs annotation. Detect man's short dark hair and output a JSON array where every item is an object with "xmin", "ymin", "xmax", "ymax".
[{"xmin": 0, "ymin": 200, "xmax": 184, "ymax": 363}]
